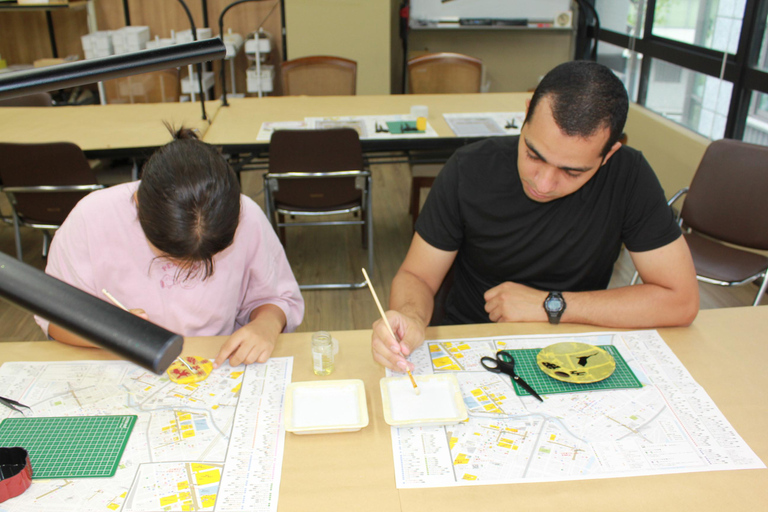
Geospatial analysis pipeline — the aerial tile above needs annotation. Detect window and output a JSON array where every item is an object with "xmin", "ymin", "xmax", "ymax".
[
  {"xmin": 652, "ymin": 0, "xmax": 744, "ymax": 53},
  {"xmin": 596, "ymin": 41, "xmax": 642, "ymax": 102},
  {"xmin": 595, "ymin": 0, "xmax": 768, "ymax": 145}
]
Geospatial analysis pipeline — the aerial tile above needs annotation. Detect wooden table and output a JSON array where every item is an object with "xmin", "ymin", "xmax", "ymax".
[
  {"xmin": 0, "ymin": 101, "xmax": 219, "ymax": 158},
  {"xmin": 1, "ymin": 306, "xmax": 766, "ymax": 511},
  {"xmin": 203, "ymin": 92, "xmax": 531, "ymax": 153}
]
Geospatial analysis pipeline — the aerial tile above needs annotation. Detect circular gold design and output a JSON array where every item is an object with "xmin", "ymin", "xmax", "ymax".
[
  {"xmin": 167, "ymin": 356, "xmax": 213, "ymax": 384},
  {"xmin": 536, "ymin": 342, "xmax": 615, "ymax": 384}
]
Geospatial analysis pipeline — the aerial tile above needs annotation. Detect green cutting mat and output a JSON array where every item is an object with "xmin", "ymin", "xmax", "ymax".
[
  {"xmin": 386, "ymin": 121, "xmax": 424, "ymax": 134},
  {"xmin": 0, "ymin": 415, "xmax": 136, "ymax": 479},
  {"xmin": 501, "ymin": 346, "xmax": 642, "ymax": 397}
]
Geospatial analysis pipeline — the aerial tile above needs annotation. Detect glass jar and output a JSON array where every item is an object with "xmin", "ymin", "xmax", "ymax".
[{"xmin": 311, "ymin": 331, "xmax": 334, "ymax": 376}]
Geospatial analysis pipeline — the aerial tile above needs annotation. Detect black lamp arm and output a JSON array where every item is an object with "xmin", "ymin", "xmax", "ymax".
[
  {"xmin": 0, "ymin": 252, "xmax": 183, "ymax": 374},
  {"xmin": 0, "ymin": 39, "xmax": 226, "ymax": 101}
]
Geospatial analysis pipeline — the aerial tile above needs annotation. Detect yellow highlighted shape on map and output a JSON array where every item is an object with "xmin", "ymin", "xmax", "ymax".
[
  {"xmin": 177, "ymin": 481, "xmax": 189, "ymax": 490},
  {"xmin": 454, "ymin": 454, "xmax": 470, "ymax": 464},
  {"xmin": 462, "ymin": 474, "xmax": 477, "ymax": 481},
  {"xmin": 201, "ymin": 494, "xmax": 216, "ymax": 507},
  {"xmin": 196, "ymin": 469, "xmax": 222, "ymax": 485},
  {"xmin": 107, "ymin": 503, "xmax": 119, "ymax": 511},
  {"xmin": 159, "ymin": 495, "xmax": 178, "ymax": 506}
]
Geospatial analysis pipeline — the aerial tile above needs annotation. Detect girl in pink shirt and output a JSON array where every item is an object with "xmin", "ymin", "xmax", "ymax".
[{"xmin": 36, "ymin": 127, "xmax": 304, "ymax": 367}]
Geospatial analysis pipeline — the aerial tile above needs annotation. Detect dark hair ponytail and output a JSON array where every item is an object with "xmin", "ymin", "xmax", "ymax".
[{"xmin": 137, "ymin": 124, "xmax": 241, "ymax": 281}]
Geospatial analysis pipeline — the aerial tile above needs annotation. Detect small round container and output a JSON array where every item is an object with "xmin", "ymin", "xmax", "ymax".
[{"xmin": 311, "ymin": 331, "xmax": 335, "ymax": 376}]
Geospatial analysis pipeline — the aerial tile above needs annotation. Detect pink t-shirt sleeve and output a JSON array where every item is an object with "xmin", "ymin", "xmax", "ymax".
[{"xmin": 234, "ymin": 197, "xmax": 304, "ymax": 332}]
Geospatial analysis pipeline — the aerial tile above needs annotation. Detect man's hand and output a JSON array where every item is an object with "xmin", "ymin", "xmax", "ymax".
[
  {"xmin": 214, "ymin": 323, "xmax": 276, "ymax": 368},
  {"xmin": 371, "ymin": 310, "xmax": 427, "ymax": 372},
  {"xmin": 484, "ymin": 282, "xmax": 548, "ymax": 323}
]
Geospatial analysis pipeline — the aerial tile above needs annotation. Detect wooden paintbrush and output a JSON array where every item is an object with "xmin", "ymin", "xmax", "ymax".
[{"xmin": 361, "ymin": 269, "xmax": 420, "ymax": 395}]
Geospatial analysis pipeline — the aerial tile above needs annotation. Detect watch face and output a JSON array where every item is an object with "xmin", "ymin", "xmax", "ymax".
[{"xmin": 546, "ymin": 298, "xmax": 563, "ymax": 311}]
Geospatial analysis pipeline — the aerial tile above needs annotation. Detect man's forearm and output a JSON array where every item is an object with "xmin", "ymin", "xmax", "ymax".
[
  {"xmin": 562, "ymin": 283, "xmax": 699, "ymax": 328},
  {"xmin": 389, "ymin": 269, "xmax": 437, "ymax": 327}
]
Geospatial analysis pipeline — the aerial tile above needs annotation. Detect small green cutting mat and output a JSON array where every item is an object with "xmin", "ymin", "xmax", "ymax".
[
  {"xmin": 501, "ymin": 346, "xmax": 642, "ymax": 397},
  {"xmin": 0, "ymin": 415, "xmax": 136, "ymax": 479},
  {"xmin": 386, "ymin": 121, "xmax": 425, "ymax": 134}
]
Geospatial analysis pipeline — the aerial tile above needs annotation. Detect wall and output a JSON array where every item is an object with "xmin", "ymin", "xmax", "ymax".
[
  {"xmin": 625, "ymin": 103, "xmax": 710, "ymax": 197},
  {"xmin": 283, "ymin": 0, "xmax": 391, "ymax": 95},
  {"xmin": 407, "ymin": 28, "xmax": 574, "ymax": 92}
]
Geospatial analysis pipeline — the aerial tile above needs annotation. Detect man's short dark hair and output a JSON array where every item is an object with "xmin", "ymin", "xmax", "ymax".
[{"xmin": 526, "ymin": 61, "xmax": 629, "ymax": 156}]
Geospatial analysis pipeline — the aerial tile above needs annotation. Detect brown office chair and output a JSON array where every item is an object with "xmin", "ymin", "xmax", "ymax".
[
  {"xmin": 264, "ymin": 128, "xmax": 372, "ymax": 290},
  {"xmin": 0, "ymin": 92, "xmax": 53, "ymax": 107},
  {"xmin": 280, "ymin": 55, "xmax": 357, "ymax": 96},
  {"xmin": 407, "ymin": 52, "xmax": 483, "ymax": 94},
  {"xmin": 0, "ymin": 142, "xmax": 104, "ymax": 261},
  {"xmin": 630, "ymin": 139, "xmax": 768, "ymax": 306},
  {"xmin": 406, "ymin": 52, "xmax": 483, "ymax": 227}
]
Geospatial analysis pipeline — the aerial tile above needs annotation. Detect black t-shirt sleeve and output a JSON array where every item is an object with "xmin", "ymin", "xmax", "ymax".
[
  {"xmin": 414, "ymin": 152, "xmax": 465, "ymax": 251},
  {"xmin": 620, "ymin": 151, "xmax": 682, "ymax": 252}
]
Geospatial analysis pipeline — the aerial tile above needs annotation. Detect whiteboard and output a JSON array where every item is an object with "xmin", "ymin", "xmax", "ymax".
[{"xmin": 410, "ymin": 0, "xmax": 572, "ymax": 22}]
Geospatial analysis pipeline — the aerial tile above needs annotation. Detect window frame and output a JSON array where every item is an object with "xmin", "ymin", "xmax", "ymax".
[{"xmin": 593, "ymin": 0, "xmax": 768, "ymax": 140}]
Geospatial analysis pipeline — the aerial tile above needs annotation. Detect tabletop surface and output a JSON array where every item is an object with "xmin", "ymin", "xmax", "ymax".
[
  {"xmin": 0, "ymin": 101, "xmax": 219, "ymax": 151},
  {"xmin": 1, "ymin": 93, "xmax": 531, "ymax": 153},
  {"xmin": 202, "ymin": 92, "xmax": 531, "ymax": 146},
  {"xmin": 1, "ymin": 306, "xmax": 766, "ymax": 511}
]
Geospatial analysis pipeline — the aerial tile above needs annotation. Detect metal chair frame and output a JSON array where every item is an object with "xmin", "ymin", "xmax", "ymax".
[
  {"xmin": 2, "ymin": 184, "xmax": 104, "ymax": 260},
  {"xmin": 263, "ymin": 169, "xmax": 373, "ymax": 290}
]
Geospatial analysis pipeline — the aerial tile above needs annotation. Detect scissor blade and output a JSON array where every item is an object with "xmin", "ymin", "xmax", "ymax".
[{"xmin": 513, "ymin": 376, "xmax": 544, "ymax": 402}]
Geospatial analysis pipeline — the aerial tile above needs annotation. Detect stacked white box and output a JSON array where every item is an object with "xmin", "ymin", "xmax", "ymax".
[
  {"xmin": 246, "ymin": 64, "xmax": 274, "ymax": 93},
  {"xmin": 112, "ymin": 26, "xmax": 150, "ymax": 54},
  {"xmin": 181, "ymin": 71, "xmax": 216, "ymax": 94},
  {"xmin": 81, "ymin": 31, "xmax": 114, "ymax": 59},
  {"xmin": 175, "ymin": 28, "xmax": 214, "ymax": 44},
  {"xmin": 244, "ymin": 36, "xmax": 271, "ymax": 55},
  {"xmin": 145, "ymin": 36, "xmax": 176, "ymax": 50}
]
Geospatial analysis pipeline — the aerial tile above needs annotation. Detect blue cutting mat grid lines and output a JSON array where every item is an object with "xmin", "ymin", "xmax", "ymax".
[
  {"xmin": 501, "ymin": 346, "xmax": 642, "ymax": 397},
  {"xmin": 0, "ymin": 415, "xmax": 137, "ymax": 479}
]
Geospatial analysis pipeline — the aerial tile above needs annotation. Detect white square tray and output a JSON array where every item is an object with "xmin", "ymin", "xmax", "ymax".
[
  {"xmin": 380, "ymin": 373, "xmax": 468, "ymax": 427},
  {"xmin": 284, "ymin": 379, "xmax": 368, "ymax": 435}
]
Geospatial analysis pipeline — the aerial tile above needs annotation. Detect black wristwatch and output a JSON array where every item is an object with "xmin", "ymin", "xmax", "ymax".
[{"xmin": 544, "ymin": 292, "xmax": 566, "ymax": 324}]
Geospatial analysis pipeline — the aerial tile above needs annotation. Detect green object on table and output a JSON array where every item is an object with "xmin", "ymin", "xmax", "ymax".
[
  {"xmin": 386, "ymin": 121, "xmax": 424, "ymax": 134},
  {"xmin": 0, "ymin": 415, "xmax": 136, "ymax": 479},
  {"xmin": 501, "ymin": 346, "xmax": 642, "ymax": 396}
]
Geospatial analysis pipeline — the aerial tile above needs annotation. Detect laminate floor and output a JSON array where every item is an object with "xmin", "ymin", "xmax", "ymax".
[{"xmin": 0, "ymin": 162, "xmax": 764, "ymax": 343}]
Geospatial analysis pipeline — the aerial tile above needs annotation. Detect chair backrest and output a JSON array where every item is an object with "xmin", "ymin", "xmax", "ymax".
[
  {"xmin": 680, "ymin": 138, "xmax": 768, "ymax": 251},
  {"xmin": 268, "ymin": 128, "xmax": 365, "ymax": 209},
  {"xmin": 407, "ymin": 52, "xmax": 483, "ymax": 94},
  {"xmin": 0, "ymin": 92, "xmax": 53, "ymax": 107},
  {"xmin": 0, "ymin": 142, "xmax": 100, "ymax": 224},
  {"xmin": 280, "ymin": 56, "xmax": 357, "ymax": 96}
]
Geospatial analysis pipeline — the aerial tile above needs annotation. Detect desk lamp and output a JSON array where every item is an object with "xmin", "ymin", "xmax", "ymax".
[{"xmin": 0, "ymin": 37, "xmax": 226, "ymax": 374}]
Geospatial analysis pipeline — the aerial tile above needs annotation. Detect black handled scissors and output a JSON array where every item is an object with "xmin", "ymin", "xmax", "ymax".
[
  {"xmin": 0, "ymin": 396, "xmax": 30, "ymax": 415},
  {"xmin": 480, "ymin": 351, "xmax": 543, "ymax": 402}
]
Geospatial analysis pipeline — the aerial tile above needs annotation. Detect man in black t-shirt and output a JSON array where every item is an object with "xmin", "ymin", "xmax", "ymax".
[{"xmin": 371, "ymin": 61, "xmax": 699, "ymax": 373}]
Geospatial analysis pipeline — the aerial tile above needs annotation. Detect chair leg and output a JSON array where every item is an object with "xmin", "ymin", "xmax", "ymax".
[
  {"xmin": 278, "ymin": 213, "xmax": 287, "ymax": 247},
  {"xmin": 11, "ymin": 210, "xmax": 23, "ymax": 261},
  {"xmin": 42, "ymin": 230, "xmax": 52, "ymax": 258},
  {"xmin": 753, "ymin": 273, "xmax": 768, "ymax": 306}
]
